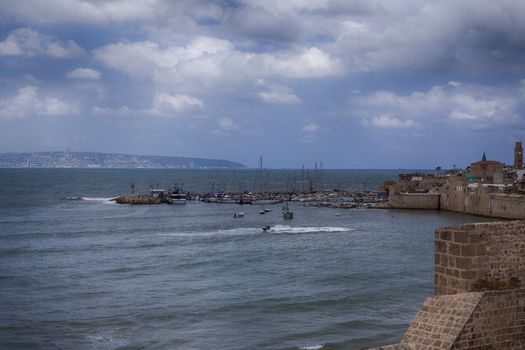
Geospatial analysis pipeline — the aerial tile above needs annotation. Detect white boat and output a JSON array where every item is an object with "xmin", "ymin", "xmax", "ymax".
[
  {"xmin": 169, "ymin": 184, "xmax": 187, "ymax": 205},
  {"xmin": 282, "ymin": 201, "xmax": 293, "ymax": 219},
  {"xmin": 233, "ymin": 212, "xmax": 244, "ymax": 218}
]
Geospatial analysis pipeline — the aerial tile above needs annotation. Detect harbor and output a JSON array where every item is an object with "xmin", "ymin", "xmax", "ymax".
[{"xmin": 114, "ymin": 185, "xmax": 388, "ymax": 209}]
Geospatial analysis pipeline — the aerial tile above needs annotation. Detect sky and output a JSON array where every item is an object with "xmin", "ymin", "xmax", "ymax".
[{"xmin": 1, "ymin": 0, "xmax": 525, "ymax": 168}]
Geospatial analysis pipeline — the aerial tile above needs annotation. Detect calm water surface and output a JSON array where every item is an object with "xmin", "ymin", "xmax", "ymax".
[{"xmin": 0, "ymin": 169, "xmax": 490, "ymax": 350}]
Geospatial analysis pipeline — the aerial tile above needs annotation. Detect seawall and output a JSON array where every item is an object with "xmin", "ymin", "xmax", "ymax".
[
  {"xmin": 366, "ymin": 221, "xmax": 525, "ymax": 350},
  {"xmin": 388, "ymin": 178, "xmax": 525, "ymax": 219}
]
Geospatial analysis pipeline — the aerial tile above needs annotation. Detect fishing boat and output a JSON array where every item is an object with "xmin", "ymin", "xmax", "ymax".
[
  {"xmin": 169, "ymin": 184, "xmax": 187, "ymax": 205},
  {"xmin": 233, "ymin": 212, "xmax": 244, "ymax": 218},
  {"xmin": 282, "ymin": 201, "xmax": 293, "ymax": 219}
]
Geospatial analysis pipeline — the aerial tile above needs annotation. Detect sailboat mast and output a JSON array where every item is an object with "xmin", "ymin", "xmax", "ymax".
[
  {"xmin": 320, "ymin": 161, "xmax": 323, "ymax": 191},
  {"xmin": 302, "ymin": 165, "xmax": 305, "ymax": 193}
]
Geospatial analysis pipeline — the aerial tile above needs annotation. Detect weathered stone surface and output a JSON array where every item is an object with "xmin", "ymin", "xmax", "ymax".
[
  {"xmin": 388, "ymin": 192, "xmax": 441, "ymax": 210},
  {"xmin": 435, "ymin": 221, "xmax": 525, "ymax": 295},
  {"xmin": 370, "ymin": 221, "xmax": 525, "ymax": 350},
  {"xmin": 388, "ymin": 176, "xmax": 525, "ymax": 219},
  {"xmin": 365, "ymin": 344, "xmax": 414, "ymax": 350},
  {"xmin": 451, "ymin": 289, "xmax": 525, "ymax": 350}
]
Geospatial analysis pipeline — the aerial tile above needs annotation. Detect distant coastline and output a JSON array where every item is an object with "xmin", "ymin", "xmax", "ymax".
[{"xmin": 0, "ymin": 151, "xmax": 246, "ymax": 169}]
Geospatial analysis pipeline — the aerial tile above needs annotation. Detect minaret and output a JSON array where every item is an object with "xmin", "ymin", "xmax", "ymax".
[{"xmin": 515, "ymin": 141, "xmax": 523, "ymax": 169}]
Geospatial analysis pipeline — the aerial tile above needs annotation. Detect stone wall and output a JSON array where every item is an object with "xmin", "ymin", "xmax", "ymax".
[
  {"xmin": 388, "ymin": 191, "xmax": 441, "ymax": 210},
  {"xmin": 451, "ymin": 289, "xmax": 525, "ymax": 349},
  {"xmin": 365, "ymin": 221, "xmax": 525, "ymax": 350},
  {"xmin": 387, "ymin": 175, "xmax": 525, "ymax": 219},
  {"xmin": 366, "ymin": 289, "xmax": 525, "ymax": 350},
  {"xmin": 400, "ymin": 292, "xmax": 483, "ymax": 349},
  {"xmin": 435, "ymin": 221, "xmax": 525, "ymax": 295},
  {"xmin": 438, "ymin": 178, "xmax": 525, "ymax": 219}
]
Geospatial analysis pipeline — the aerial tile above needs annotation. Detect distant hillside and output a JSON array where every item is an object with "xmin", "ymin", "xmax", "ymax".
[{"xmin": 0, "ymin": 151, "xmax": 246, "ymax": 169}]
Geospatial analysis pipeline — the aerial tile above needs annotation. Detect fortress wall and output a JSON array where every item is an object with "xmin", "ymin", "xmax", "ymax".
[
  {"xmin": 435, "ymin": 221, "xmax": 525, "ymax": 296},
  {"xmin": 367, "ymin": 290, "xmax": 525, "ymax": 350},
  {"xmin": 451, "ymin": 289, "xmax": 525, "ymax": 350},
  {"xmin": 400, "ymin": 293, "xmax": 483, "ymax": 349},
  {"xmin": 366, "ymin": 221, "xmax": 525, "ymax": 350},
  {"xmin": 490, "ymin": 194, "xmax": 525, "ymax": 219},
  {"xmin": 438, "ymin": 182, "xmax": 525, "ymax": 219},
  {"xmin": 388, "ymin": 191, "xmax": 441, "ymax": 210}
]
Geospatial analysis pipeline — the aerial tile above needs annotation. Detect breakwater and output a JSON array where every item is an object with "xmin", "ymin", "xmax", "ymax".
[{"xmin": 114, "ymin": 189, "xmax": 388, "ymax": 208}]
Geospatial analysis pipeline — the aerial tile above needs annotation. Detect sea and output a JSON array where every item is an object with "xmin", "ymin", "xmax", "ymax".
[{"xmin": 0, "ymin": 169, "xmax": 491, "ymax": 350}]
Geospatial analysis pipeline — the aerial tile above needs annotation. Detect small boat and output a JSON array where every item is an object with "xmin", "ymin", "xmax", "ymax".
[
  {"xmin": 282, "ymin": 201, "xmax": 294, "ymax": 220},
  {"xmin": 262, "ymin": 225, "xmax": 271, "ymax": 232},
  {"xmin": 260, "ymin": 210, "xmax": 266, "ymax": 215},
  {"xmin": 233, "ymin": 212, "xmax": 244, "ymax": 218},
  {"xmin": 263, "ymin": 208, "xmax": 271, "ymax": 212},
  {"xmin": 169, "ymin": 184, "xmax": 187, "ymax": 205}
]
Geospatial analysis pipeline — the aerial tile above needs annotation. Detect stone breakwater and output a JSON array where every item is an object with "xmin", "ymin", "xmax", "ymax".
[
  {"xmin": 114, "ymin": 189, "xmax": 387, "ymax": 207},
  {"xmin": 115, "ymin": 195, "xmax": 166, "ymax": 204},
  {"xmin": 366, "ymin": 221, "xmax": 525, "ymax": 350}
]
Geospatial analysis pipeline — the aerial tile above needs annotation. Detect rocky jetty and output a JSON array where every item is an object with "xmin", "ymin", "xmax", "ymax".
[{"xmin": 114, "ymin": 195, "xmax": 167, "ymax": 205}]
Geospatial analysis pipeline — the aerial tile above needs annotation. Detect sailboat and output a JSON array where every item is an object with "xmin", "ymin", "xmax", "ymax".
[
  {"xmin": 251, "ymin": 155, "xmax": 280, "ymax": 205},
  {"xmin": 282, "ymin": 200, "xmax": 293, "ymax": 219}
]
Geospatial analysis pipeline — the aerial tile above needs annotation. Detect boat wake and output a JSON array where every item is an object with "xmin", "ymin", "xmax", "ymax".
[
  {"xmin": 160, "ymin": 227, "xmax": 261, "ymax": 237},
  {"xmin": 268, "ymin": 225, "xmax": 352, "ymax": 234},
  {"xmin": 160, "ymin": 226, "xmax": 353, "ymax": 238}
]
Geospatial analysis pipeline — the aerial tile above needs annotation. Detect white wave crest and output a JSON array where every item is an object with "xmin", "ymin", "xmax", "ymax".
[
  {"xmin": 299, "ymin": 345, "xmax": 324, "ymax": 350},
  {"xmin": 81, "ymin": 197, "xmax": 117, "ymax": 204},
  {"xmin": 160, "ymin": 227, "xmax": 261, "ymax": 237},
  {"xmin": 160, "ymin": 225, "xmax": 353, "ymax": 238},
  {"xmin": 268, "ymin": 225, "xmax": 352, "ymax": 234}
]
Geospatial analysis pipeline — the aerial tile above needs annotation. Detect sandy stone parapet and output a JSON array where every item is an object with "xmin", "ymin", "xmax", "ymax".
[
  {"xmin": 365, "ymin": 221, "xmax": 525, "ymax": 350},
  {"xmin": 435, "ymin": 221, "xmax": 525, "ymax": 295}
]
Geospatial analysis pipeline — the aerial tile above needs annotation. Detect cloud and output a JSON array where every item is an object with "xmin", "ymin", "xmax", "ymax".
[
  {"xmin": 352, "ymin": 81, "xmax": 524, "ymax": 129},
  {"xmin": 257, "ymin": 82, "xmax": 301, "ymax": 104},
  {"xmin": 66, "ymin": 68, "xmax": 101, "ymax": 80},
  {"xmin": 94, "ymin": 92, "xmax": 203, "ymax": 117},
  {"xmin": 363, "ymin": 115, "xmax": 417, "ymax": 128},
  {"xmin": 0, "ymin": 86, "xmax": 79, "ymax": 119},
  {"xmin": 0, "ymin": 28, "xmax": 84, "ymax": 58},
  {"xmin": 211, "ymin": 116, "xmax": 264, "ymax": 137},
  {"xmin": 302, "ymin": 122, "xmax": 320, "ymax": 133},
  {"xmin": 93, "ymin": 37, "xmax": 344, "ymax": 84},
  {"xmin": 329, "ymin": 1, "xmax": 525, "ymax": 73},
  {"xmin": 152, "ymin": 93, "xmax": 203, "ymax": 114},
  {"xmin": 0, "ymin": 0, "xmax": 159, "ymax": 23}
]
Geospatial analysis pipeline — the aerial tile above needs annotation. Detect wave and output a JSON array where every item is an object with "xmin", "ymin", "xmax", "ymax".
[
  {"xmin": 268, "ymin": 225, "xmax": 352, "ymax": 234},
  {"xmin": 64, "ymin": 196, "xmax": 117, "ymax": 204},
  {"xmin": 299, "ymin": 345, "xmax": 324, "ymax": 350},
  {"xmin": 159, "ymin": 225, "xmax": 353, "ymax": 238},
  {"xmin": 82, "ymin": 197, "xmax": 117, "ymax": 202},
  {"xmin": 160, "ymin": 227, "xmax": 261, "ymax": 238}
]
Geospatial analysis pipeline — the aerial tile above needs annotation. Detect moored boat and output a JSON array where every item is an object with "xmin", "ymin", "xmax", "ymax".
[{"xmin": 169, "ymin": 184, "xmax": 187, "ymax": 205}]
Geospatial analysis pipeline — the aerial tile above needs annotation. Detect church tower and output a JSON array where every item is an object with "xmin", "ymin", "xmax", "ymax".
[{"xmin": 515, "ymin": 141, "xmax": 523, "ymax": 169}]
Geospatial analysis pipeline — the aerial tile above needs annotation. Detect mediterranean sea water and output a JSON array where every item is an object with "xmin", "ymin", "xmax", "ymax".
[{"xmin": 0, "ymin": 169, "xmax": 491, "ymax": 350}]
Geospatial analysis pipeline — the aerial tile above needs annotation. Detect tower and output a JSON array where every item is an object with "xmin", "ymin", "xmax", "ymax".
[{"xmin": 515, "ymin": 141, "xmax": 523, "ymax": 169}]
